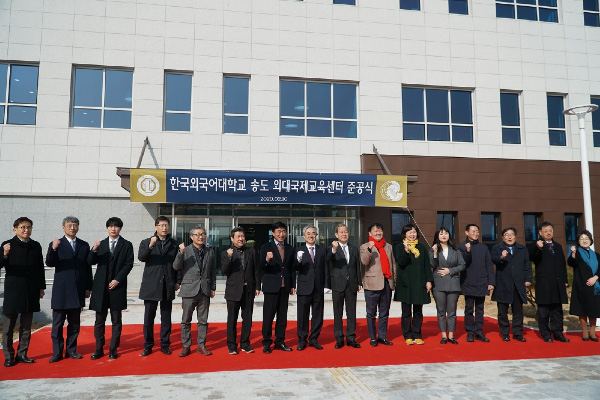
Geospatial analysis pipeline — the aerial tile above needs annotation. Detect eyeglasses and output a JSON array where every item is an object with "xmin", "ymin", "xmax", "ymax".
[
  {"xmin": 16, "ymin": 226, "xmax": 32, "ymax": 231},
  {"xmin": 192, "ymin": 233, "xmax": 206, "ymax": 237},
  {"xmin": 156, "ymin": 224, "xmax": 169, "ymax": 228}
]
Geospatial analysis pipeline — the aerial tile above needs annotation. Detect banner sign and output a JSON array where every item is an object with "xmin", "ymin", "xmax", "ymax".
[{"xmin": 130, "ymin": 169, "xmax": 407, "ymax": 208}]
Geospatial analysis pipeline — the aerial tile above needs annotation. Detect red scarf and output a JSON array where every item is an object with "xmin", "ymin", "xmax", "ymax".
[{"xmin": 369, "ymin": 236, "xmax": 391, "ymax": 279}]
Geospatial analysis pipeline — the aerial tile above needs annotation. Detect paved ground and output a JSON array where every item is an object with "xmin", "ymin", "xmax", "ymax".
[{"xmin": 1, "ymin": 284, "xmax": 599, "ymax": 399}]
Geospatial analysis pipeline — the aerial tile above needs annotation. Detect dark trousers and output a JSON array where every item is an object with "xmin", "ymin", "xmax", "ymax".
[
  {"xmin": 537, "ymin": 303, "xmax": 564, "ymax": 339},
  {"xmin": 464, "ymin": 295, "xmax": 485, "ymax": 334},
  {"xmin": 94, "ymin": 308, "xmax": 123, "ymax": 350},
  {"xmin": 432, "ymin": 290, "xmax": 460, "ymax": 333},
  {"xmin": 297, "ymin": 287, "xmax": 325, "ymax": 344},
  {"xmin": 2, "ymin": 312, "xmax": 33, "ymax": 361},
  {"xmin": 262, "ymin": 287, "xmax": 289, "ymax": 346},
  {"xmin": 226, "ymin": 285, "xmax": 254, "ymax": 350},
  {"xmin": 332, "ymin": 285, "xmax": 358, "ymax": 343},
  {"xmin": 497, "ymin": 290, "xmax": 524, "ymax": 336},
  {"xmin": 181, "ymin": 292, "xmax": 211, "ymax": 348},
  {"xmin": 51, "ymin": 308, "xmax": 81, "ymax": 356},
  {"xmin": 364, "ymin": 279, "xmax": 392, "ymax": 340},
  {"xmin": 143, "ymin": 299, "xmax": 172, "ymax": 350},
  {"xmin": 401, "ymin": 303, "xmax": 424, "ymax": 339}
]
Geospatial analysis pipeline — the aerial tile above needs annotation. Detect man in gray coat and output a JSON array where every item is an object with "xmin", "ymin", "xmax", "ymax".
[{"xmin": 173, "ymin": 225, "xmax": 216, "ymax": 357}]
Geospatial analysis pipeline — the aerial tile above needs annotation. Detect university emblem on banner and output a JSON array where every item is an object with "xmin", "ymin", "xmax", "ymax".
[
  {"xmin": 137, "ymin": 175, "xmax": 160, "ymax": 196},
  {"xmin": 380, "ymin": 180, "xmax": 403, "ymax": 202},
  {"xmin": 130, "ymin": 169, "xmax": 166, "ymax": 203},
  {"xmin": 375, "ymin": 175, "xmax": 407, "ymax": 208}
]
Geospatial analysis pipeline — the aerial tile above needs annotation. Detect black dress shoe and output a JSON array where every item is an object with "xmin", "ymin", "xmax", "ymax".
[
  {"xmin": 297, "ymin": 342, "xmax": 307, "ymax": 351},
  {"xmin": 109, "ymin": 349, "xmax": 118, "ymax": 359},
  {"xmin": 49, "ymin": 354, "xmax": 63, "ymax": 363},
  {"xmin": 475, "ymin": 333, "xmax": 490, "ymax": 343},
  {"xmin": 15, "ymin": 355, "xmax": 34, "ymax": 363},
  {"xmin": 513, "ymin": 335, "xmax": 526, "ymax": 342},
  {"xmin": 502, "ymin": 335, "xmax": 510, "ymax": 342},
  {"xmin": 65, "ymin": 351, "xmax": 83, "ymax": 359},
  {"xmin": 240, "ymin": 346, "xmax": 254, "ymax": 353},
  {"xmin": 4, "ymin": 359, "xmax": 14, "ymax": 367},
  {"xmin": 90, "ymin": 349, "xmax": 104, "ymax": 360},
  {"xmin": 377, "ymin": 338, "xmax": 393, "ymax": 346},
  {"xmin": 466, "ymin": 333, "xmax": 474, "ymax": 342},
  {"xmin": 590, "ymin": 336, "xmax": 599, "ymax": 342},
  {"xmin": 263, "ymin": 345, "xmax": 272, "ymax": 354},
  {"xmin": 440, "ymin": 337, "xmax": 448, "ymax": 344},
  {"xmin": 141, "ymin": 348, "xmax": 152, "ymax": 356},
  {"xmin": 309, "ymin": 341, "xmax": 323, "ymax": 350},
  {"xmin": 335, "ymin": 341, "xmax": 344, "ymax": 349},
  {"xmin": 347, "ymin": 341, "xmax": 361, "ymax": 348},
  {"xmin": 161, "ymin": 347, "xmax": 172, "ymax": 355},
  {"xmin": 448, "ymin": 338, "xmax": 459, "ymax": 345},
  {"xmin": 554, "ymin": 335, "xmax": 570, "ymax": 343},
  {"xmin": 273, "ymin": 343, "xmax": 292, "ymax": 352},
  {"xmin": 369, "ymin": 339, "xmax": 378, "ymax": 347}
]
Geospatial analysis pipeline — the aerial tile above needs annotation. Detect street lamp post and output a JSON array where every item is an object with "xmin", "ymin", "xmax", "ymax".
[{"xmin": 563, "ymin": 104, "xmax": 599, "ymax": 245}]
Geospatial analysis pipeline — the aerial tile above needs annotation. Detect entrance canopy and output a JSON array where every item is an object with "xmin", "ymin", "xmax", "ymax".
[{"xmin": 129, "ymin": 168, "xmax": 408, "ymax": 208}]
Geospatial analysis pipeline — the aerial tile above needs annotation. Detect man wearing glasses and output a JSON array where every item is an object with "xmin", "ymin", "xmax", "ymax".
[
  {"xmin": 138, "ymin": 216, "xmax": 179, "ymax": 356},
  {"xmin": 1, "ymin": 217, "xmax": 46, "ymax": 367}
]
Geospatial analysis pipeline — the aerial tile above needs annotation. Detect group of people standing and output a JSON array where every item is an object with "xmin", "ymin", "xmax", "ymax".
[{"xmin": 2, "ymin": 216, "xmax": 599, "ymax": 368}]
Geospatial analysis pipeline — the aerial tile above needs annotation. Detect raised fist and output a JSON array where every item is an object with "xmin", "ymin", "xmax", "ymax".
[
  {"xmin": 92, "ymin": 241, "xmax": 101, "ymax": 251},
  {"xmin": 3, "ymin": 243, "xmax": 10, "ymax": 256},
  {"xmin": 501, "ymin": 250, "xmax": 508, "ymax": 259},
  {"xmin": 536, "ymin": 240, "xmax": 544, "ymax": 249},
  {"xmin": 178, "ymin": 243, "xmax": 185, "ymax": 253},
  {"xmin": 465, "ymin": 243, "xmax": 471, "ymax": 253},
  {"xmin": 227, "ymin": 248, "xmax": 233, "ymax": 257},
  {"xmin": 431, "ymin": 244, "xmax": 437, "ymax": 253},
  {"xmin": 266, "ymin": 251, "xmax": 274, "ymax": 261},
  {"xmin": 149, "ymin": 236, "xmax": 158, "ymax": 248},
  {"xmin": 332, "ymin": 240, "xmax": 339, "ymax": 251},
  {"xmin": 52, "ymin": 238, "xmax": 60, "ymax": 250}
]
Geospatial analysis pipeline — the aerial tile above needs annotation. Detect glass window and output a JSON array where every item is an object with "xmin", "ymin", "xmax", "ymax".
[
  {"xmin": 523, "ymin": 213, "xmax": 541, "ymax": 242},
  {"xmin": 402, "ymin": 87, "xmax": 473, "ymax": 142},
  {"xmin": 449, "ymin": 0, "xmax": 468, "ymax": 15},
  {"xmin": 400, "ymin": 0, "xmax": 420, "ymax": 10},
  {"xmin": 164, "ymin": 72, "xmax": 192, "ymax": 132},
  {"xmin": 592, "ymin": 97, "xmax": 600, "ymax": 147},
  {"xmin": 437, "ymin": 211, "xmax": 457, "ymax": 239},
  {"xmin": 500, "ymin": 92, "xmax": 521, "ymax": 144},
  {"xmin": 0, "ymin": 63, "xmax": 39, "ymax": 125},
  {"xmin": 587, "ymin": 1, "xmax": 600, "ymax": 27},
  {"xmin": 547, "ymin": 94, "xmax": 566, "ymax": 146},
  {"xmin": 223, "ymin": 76, "xmax": 249, "ymax": 134},
  {"xmin": 481, "ymin": 212, "xmax": 499, "ymax": 248},
  {"xmin": 495, "ymin": 0, "xmax": 558, "ymax": 23},
  {"xmin": 564, "ymin": 213, "xmax": 580, "ymax": 250},
  {"xmin": 333, "ymin": 0, "xmax": 355, "ymax": 4},
  {"xmin": 71, "ymin": 67, "xmax": 133, "ymax": 129},
  {"xmin": 280, "ymin": 80, "xmax": 358, "ymax": 138}
]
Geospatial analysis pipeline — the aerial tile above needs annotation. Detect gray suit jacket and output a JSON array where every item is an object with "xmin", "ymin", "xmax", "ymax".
[
  {"xmin": 428, "ymin": 247, "xmax": 465, "ymax": 292},
  {"xmin": 173, "ymin": 244, "xmax": 216, "ymax": 298}
]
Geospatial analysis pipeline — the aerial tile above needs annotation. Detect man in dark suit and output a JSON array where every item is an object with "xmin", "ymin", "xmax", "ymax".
[
  {"xmin": 260, "ymin": 221, "xmax": 296, "ymax": 354},
  {"xmin": 1, "ymin": 217, "xmax": 46, "ymax": 367},
  {"xmin": 46, "ymin": 216, "xmax": 92, "ymax": 363},
  {"xmin": 88, "ymin": 217, "xmax": 134, "ymax": 360},
  {"xmin": 527, "ymin": 221, "xmax": 570, "ymax": 342},
  {"xmin": 138, "ymin": 216, "xmax": 179, "ymax": 356},
  {"xmin": 221, "ymin": 227, "xmax": 260, "ymax": 355},
  {"xmin": 173, "ymin": 225, "xmax": 216, "ymax": 357},
  {"xmin": 328, "ymin": 223, "xmax": 362, "ymax": 349},
  {"xmin": 295, "ymin": 226, "xmax": 330, "ymax": 351}
]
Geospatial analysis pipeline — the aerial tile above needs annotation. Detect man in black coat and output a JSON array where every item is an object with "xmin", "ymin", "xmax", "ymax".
[
  {"xmin": 260, "ymin": 221, "xmax": 296, "ymax": 354},
  {"xmin": 221, "ymin": 227, "xmax": 260, "ymax": 355},
  {"xmin": 138, "ymin": 216, "xmax": 179, "ymax": 356},
  {"xmin": 1, "ymin": 217, "xmax": 46, "ymax": 367},
  {"xmin": 458, "ymin": 224, "xmax": 495, "ymax": 342},
  {"xmin": 328, "ymin": 223, "xmax": 362, "ymax": 349},
  {"xmin": 527, "ymin": 221, "xmax": 570, "ymax": 342},
  {"xmin": 88, "ymin": 217, "xmax": 134, "ymax": 360},
  {"xmin": 294, "ymin": 226, "xmax": 330, "ymax": 351},
  {"xmin": 491, "ymin": 227, "xmax": 532, "ymax": 342},
  {"xmin": 46, "ymin": 216, "xmax": 93, "ymax": 363}
]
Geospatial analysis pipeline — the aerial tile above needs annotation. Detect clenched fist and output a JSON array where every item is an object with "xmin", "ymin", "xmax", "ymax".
[
  {"xmin": 266, "ymin": 251, "xmax": 274, "ymax": 261},
  {"xmin": 178, "ymin": 243, "xmax": 185, "ymax": 253},
  {"xmin": 92, "ymin": 241, "xmax": 101, "ymax": 251},
  {"xmin": 227, "ymin": 248, "xmax": 233, "ymax": 257},
  {"xmin": 3, "ymin": 243, "xmax": 10, "ymax": 256},
  {"xmin": 52, "ymin": 238, "xmax": 61, "ymax": 250},
  {"xmin": 149, "ymin": 236, "xmax": 158, "ymax": 248}
]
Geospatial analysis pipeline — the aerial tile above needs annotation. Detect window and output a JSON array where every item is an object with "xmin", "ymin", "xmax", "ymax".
[
  {"xmin": 71, "ymin": 67, "xmax": 133, "ymax": 129},
  {"xmin": 523, "ymin": 213, "xmax": 541, "ymax": 242},
  {"xmin": 500, "ymin": 92, "xmax": 521, "ymax": 144},
  {"xmin": 164, "ymin": 72, "xmax": 192, "ymax": 132},
  {"xmin": 496, "ymin": 0, "xmax": 558, "ymax": 23},
  {"xmin": 223, "ymin": 76, "xmax": 249, "ymax": 134},
  {"xmin": 584, "ymin": 0, "xmax": 600, "ymax": 26},
  {"xmin": 547, "ymin": 94, "xmax": 566, "ymax": 146},
  {"xmin": 437, "ymin": 211, "xmax": 457, "ymax": 239},
  {"xmin": 449, "ymin": 0, "xmax": 468, "ymax": 15},
  {"xmin": 402, "ymin": 87, "xmax": 473, "ymax": 142},
  {"xmin": 0, "ymin": 63, "xmax": 38, "ymax": 125},
  {"xmin": 481, "ymin": 212, "xmax": 499, "ymax": 248},
  {"xmin": 592, "ymin": 97, "xmax": 600, "ymax": 147},
  {"xmin": 564, "ymin": 213, "xmax": 581, "ymax": 249},
  {"xmin": 400, "ymin": 0, "xmax": 420, "ymax": 10},
  {"xmin": 280, "ymin": 80, "xmax": 357, "ymax": 138},
  {"xmin": 334, "ymin": 0, "xmax": 355, "ymax": 4}
]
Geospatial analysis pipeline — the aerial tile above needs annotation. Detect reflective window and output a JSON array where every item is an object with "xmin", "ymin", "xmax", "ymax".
[
  {"xmin": 523, "ymin": 213, "xmax": 541, "ymax": 242},
  {"xmin": 223, "ymin": 76, "xmax": 249, "ymax": 134},
  {"xmin": 280, "ymin": 80, "xmax": 357, "ymax": 138},
  {"xmin": 0, "ymin": 63, "xmax": 39, "ymax": 125},
  {"xmin": 334, "ymin": 0, "xmax": 355, "ymax": 4},
  {"xmin": 546, "ymin": 94, "xmax": 566, "ymax": 146},
  {"xmin": 592, "ymin": 97, "xmax": 600, "ymax": 147},
  {"xmin": 495, "ymin": 0, "xmax": 558, "ymax": 23},
  {"xmin": 437, "ymin": 211, "xmax": 457, "ymax": 239},
  {"xmin": 585, "ymin": 0, "xmax": 600, "ymax": 27},
  {"xmin": 164, "ymin": 72, "xmax": 192, "ymax": 132},
  {"xmin": 402, "ymin": 87, "xmax": 473, "ymax": 142},
  {"xmin": 564, "ymin": 213, "xmax": 581, "ymax": 250},
  {"xmin": 481, "ymin": 212, "xmax": 499, "ymax": 248},
  {"xmin": 400, "ymin": 0, "xmax": 420, "ymax": 10},
  {"xmin": 71, "ymin": 67, "xmax": 133, "ymax": 129},
  {"xmin": 449, "ymin": 0, "xmax": 468, "ymax": 15},
  {"xmin": 500, "ymin": 92, "xmax": 521, "ymax": 144}
]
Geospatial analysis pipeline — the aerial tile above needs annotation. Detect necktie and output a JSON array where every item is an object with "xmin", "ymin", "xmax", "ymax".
[
  {"xmin": 277, "ymin": 242, "xmax": 285, "ymax": 261},
  {"xmin": 310, "ymin": 246, "xmax": 315, "ymax": 263},
  {"xmin": 71, "ymin": 240, "xmax": 76, "ymax": 252},
  {"xmin": 110, "ymin": 240, "xmax": 115, "ymax": 255},
  {"xmin": 548, "ymin": 242, "xmax": 554, "ymax": 254},
  {"xmin": 342, "ymin": 245, "xmax": 349, "ymax": 263},
  {"xmin": 509, "ymin": 246, "xmax": 513, "ymax": 255}
]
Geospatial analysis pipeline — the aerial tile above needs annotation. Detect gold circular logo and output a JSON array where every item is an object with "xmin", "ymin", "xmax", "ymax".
[
  {"xmin": 380, "ymin": 180, "xmax": 403, "ymax": 202},
  {"xmin": 137, "ymin": 175, "xmax": 160, "ymax": 196}
]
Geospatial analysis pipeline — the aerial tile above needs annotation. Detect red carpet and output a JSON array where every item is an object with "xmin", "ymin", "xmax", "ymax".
[{"xmin": 2, "ymin": 317, "xmax": 599, "ymax": 381}]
